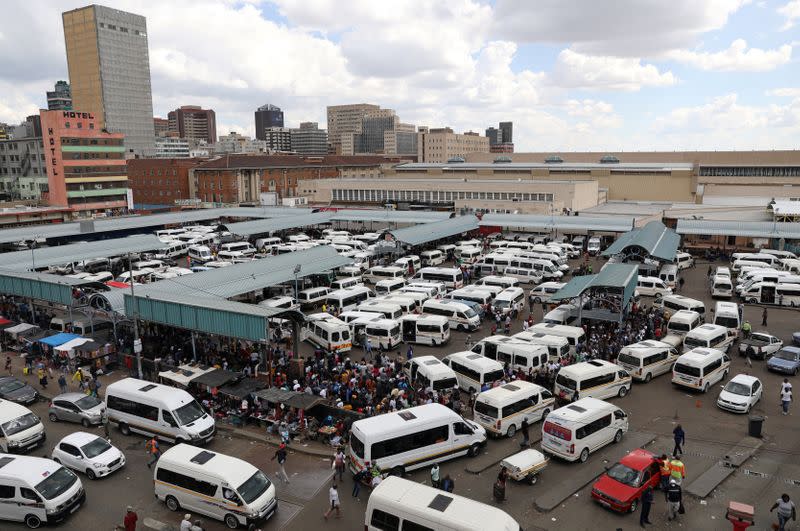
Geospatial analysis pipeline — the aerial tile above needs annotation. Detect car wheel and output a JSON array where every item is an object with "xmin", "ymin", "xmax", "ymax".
[
  {"xmin": 506, "ymin": 424, "xmax": 517, "ymax": 438},
  {"xmin": 86, "ymin": 468, "xmax": 96, "ymax": 480},
  {"xmin": 224, "ymin": 514, "xmax": 239, "ymax": 529},
  {"xmin": 81, "ymin": 418, "xmax": 91, "ymax": 428},
  {"xmin": 24, "ymin": 514, "xmax": 42, "ymax": 529},
  {"xmin": 119, "ymin": 423, "xmax": 131, "ymax": 436},
  {"xmin": 52, "ymin": 457, "xmax": 61, "ymax": 465},
  {"xmin": 527, "ymin": 474, "xmax": 538, "ymax": 485},
  {"xmin": 469, "ymin": 443, "xmax": 481, "ymax": 457},
  {"xmin": 579, "ymin": 448, "xmax": 590, "ymax": 463},
  {"xmin": 722, "ymin": 370, "xmax": 729, "ymax": 380},
  {"xmin": 794, "ymin": 368, "xmax": 798, "ymax": 376},
  {"xmin": 629, "ymin": 498, "xmax": 638, "ymax": 513},
  {"xmin": 48, "ymin": 413, "xmax": 58, "ymax": 422},
  {"xmin": 703, "ymin": 383, "xmax": 710, "ymax": 393},
  {"xmin": 541, "ymin": 408, "xmax": 550, "ymax": 422},
  {"xmin": 618, "ymin": 386, "xmax": 628, "ymax": 398},
  {"xmin": 534, "ymin": 297, "xmax": 541, "ymax": 304},
  {"xmin": 614, "ymin": 430, "xmax": 623, "ymax": 444},
  {"xmin": 644, "ymin": 373, "xmax": 652, "ymax": 383},
  {"xmin": 165, "ymin": 495, "xmax": 180, "ymax": 512}
]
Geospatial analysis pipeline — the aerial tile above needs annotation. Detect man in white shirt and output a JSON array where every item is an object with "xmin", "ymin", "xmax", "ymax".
[
  {"xmin": 323, "ymin": 483, "xmax": 341, "ymax": 520},
  {"xmin": 781, "ymin": 380, "xmax": 793, "ymax": 415}
]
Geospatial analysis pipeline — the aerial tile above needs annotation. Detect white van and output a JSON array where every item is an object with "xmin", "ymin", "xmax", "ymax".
[
  {"xmin": 219, "ymin": 241, "xmax": 256, "ymax": 257},
  {"xmin": 683, "ymin": 323, "xmax": 734, "ymax": 353},
  {"xmin": 731, "ymin": 252, "xmax": 780, "ymax": 268},
  {"xmin": 364, "ymin": 266, "xmax": 406, "ymax": 284},
  {"xmin": 541, "ymin": 397, "xmax": 628, "ymax": 463},
  {"xmin": 712, "ymin": 275, "xmax": 733, "ymax": 298},
  {"xmin": 658, "ymin": 264, "xmax": 679, "ymax": 289},
  {"xmin": 0, "ymin": 399, "xmax": 46, "ymax": 453},
  {"xmin": 357, "ymin": 300, "xmax": 404, "ymax": 320},
  {"xmin": 403, "ymin": 356, "xmax": 459, "ymax": 392},
  {"xmin": 286, "ymin": 233, "xmax": 310, "ymax": 243},
  {"xmin": 348, "ymin": 404, "xmax": 486, "ymax": 476},
  {"xmin": 331, "ymin": 276, "xmax": 363, "ymax": 291},
  {"xmin": 401, "ymin": 284, "xmax": 441, "ymax": 300},
  {"xmin": 375, "ymin": 278, "xmax": 407, "ymax": 296},
  {"xmin": 420, "ymin": 249, "xmax": 445, "ymax": 267},
  {"xmin": 636, "ymin": 276, "xmax": 672, "ymax": 299},
  {"xmin": 616, "ymin": 340, "xmax": 679, "ymax": 383},
  {"xmin": 446, "ymin": 287, "xmax": 494, "ymax": 308},
  {"xmin": 0, "ymin": 454, "xmax": 85, "ymax": 529},
  {"xmin": 529, "ymin": 323, "xmax": 586, "ymax": 349},
  {"xmin": 394, "ymin": 255, "xmax": 422, "ymax": 272},
  {"xmin": 667, "ymin": 310, "xmax": 703, "ymax": 336},
  {"xmin": 780, "ymin": 258, "xmax": 800, "ymax": 274},
  {"xmin": 716, "ymin": 266, "xmax": 731, "ymax": 278},
  {"xmin": 675, "ymin": 252, "xmax": 694, "ymax": 270},
  {"xmin": 712, "ymin": 301, "xmax": 740, "ymax": 335},
  {"xmin": 457, "ymin": 246, "xmax": 483, "ymax": 264},
  {"xmin": 302, "ymin": 313, "xmax": 353, "ymax": 352},
  {"xmin": 104, "ymin": 378, "xmax": 215, "ymax": 444},
  {"xmin": 365, "ymin": 476, "xmax": 520, "ymax": 531},
  {"xmin": 188, "ymin": 244, "xmax": 213, "ymax": 263},
  {"xmin": 660, "ymin": 294, "xmax": 705, "ymax": 318},
  {"xmin": 377, "ymin": 295, "xmax": 418, "ymax": 315},
  {"xmin": 336, "ymin": 265, "xmax": 363, "ymax": 279},
  {"xmin": 587, "ymin": 237, "xmax": 602, "ymax": 256},
  {"xmin": 776, "ymin": 283, "xmax": 800, "ymax": 307},
  {"xmin": 543, "ymin": 304, "xmax": 579, "ymax": 326},
  {"xmin": 493, "ymin": 287, "xmax": 526, "ymax": 316},
  {"xmin": 399, "ymin": 315, "xmax": 450, "ymax": 346},
  {"xmin": 471, "ymin": 336, "xmax": 549, "ymax": 373},
  {"xmin": 474, "ymin": 381, "xmax": 555, "ymax": 438},
  {"xmin": 511, "ymin": 331, "xmax": 571, "ymax": 360},
  {"xmin": 740, "ymin": 282, "xmax": 779, "ymax": 304},
  {"xmin": 365, "ymin": 319, "xmax": 402, "ymax": 350},
  {"xmin": 442, "ymin": 351, "xmax": 505, "ymax": 393},
  {"xmin": 154, "ymin": 444, "xmax": 277, "ymax": 529},
  {"xmin": 502, "ymin": 266, "xmax": 543, "ymax": 286},
  {"xmin": 297, "ymin": 286, "xmax": 330, "ymax": 309},
  {"xmin": 414, "ymin": 267, "xmax": 464, "ymax": 289},
  {"xmin": 476, "ymin": 276, "xmax": 521, "ymax": 291},
  {"xmin": 529, "ymin": 282, "xmax": 566, "ymax": 304},
  {"xmin": 554, "ymin": 360, "xmax": 632, "ymax": 402},
  {"xmin": 732, "ymin": 259, "xmax": 772, "ymax": 273},
  {"xmin": 258, "ymin": 296, "xmax": 299, "ymax": 311},
  {"xmin": 115, "ymin": 268, "xmax": 154, "ymax": 284},
  {"xmin": 421, "ymin": 300, "xmax": 480, "ymax": 331},
  {"xmin": 326, "ymin": 286, "xmax": 373, "ymax": 312},
  {"xmin": 672, "ymin": 347, "xmax": 731, "ymax": 392}
]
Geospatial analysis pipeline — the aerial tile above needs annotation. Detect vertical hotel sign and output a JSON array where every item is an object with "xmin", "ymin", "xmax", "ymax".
[{"xmin": 41, "ymin": 110, "xmax": 96, "ymax": 207}]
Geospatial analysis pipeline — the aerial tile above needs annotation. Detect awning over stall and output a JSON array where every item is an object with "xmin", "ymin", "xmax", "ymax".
[
  {"xmin": 253, "ymin": 387, "xmax": 326, "ymax": 410},
  {"xmin": 158, "ymin": 364, "xmax": 218, "ymax": 387},
  {"xmin": 218, "ymin": 378, "xmax": 267, "ymax": 399},
  {"xmin": 191, "ymin": 368, "xmax": 240, "ymax": 389},
  {"xmin": 54, "ymin": 337, "xmax": 92, "ymax": 352},
  {"xmin": 5, "ymin": 323, "xmax": 38, "ymax": 336},
  {"xmin": 39, "ymin": 333, "xmax": 81, "ymax": 347}
]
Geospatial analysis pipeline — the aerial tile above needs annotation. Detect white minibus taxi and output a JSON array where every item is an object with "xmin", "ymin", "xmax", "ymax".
[
  {"xmin": 502, "ymin": 266, "xmax": 544, "ymax": 286},
  {"xmin": 421, "ymin": 300, "xmax": 480, "ymax": 331},
  {"xmin": 616, "ymin": 340, "xmax": 679, "ymax": 383},
  {"xmin": 399, "ymin": 315, "xmax": 450, "ymax": 346},
  {"xmin": 529, "ymin": 323, "xmax": 586, "ymax": 350},
  {"xmin": 348, "ymin": 404, "xmax": 486, "ymax": 476},
  {"xmin": 188, "ymin": 244, "xmax": 213, "ymax": 263},
  {"xmin": 672, "ymin": 347, "xmax": 731, "ymax": 392},
  {"xmin": 387, "ymin": 289, "xmax": 428, "ymax": 308},
  {"xmin": 297, "ymin": 287, "xmax": 330, "ymax": 310},
  {"xmin": 365, "ymin": 318, "xmax": 402, "ymax": 350},
  {"xmin": 403, "ymin": 356, "xmax": 459, "ymax": 392},
  {"xmin": 473, "ymin": 381, "xmax": 555, "ymax": 438},
  {"xmin": 104, "ymin": 378, "xmax": 215, "ymax": 444},
  {"xmin": 375, "ymin": 277, "xmax": 407, "ymax": 296},
  {"xmin": 636, "ymin": 276, "xmax": 672, "ymax": 299},
  {"xmin": 326, "ymin": 286, "xmax": 372, "ymax": 312},
  {"xmin": 780, "ymin": 258, "xmax": 800, "ymax": 274},
  {"xmin": 336, "ymin": 265, "xmax": 363, "ymax": 279},
  {"xmin": 330, "ymin": 277, "xmax": 363, "ymax": 291},
  {"xmin": 554, "ymin": 360, "xmax": 632, "ymax": 402},
  {"xmin": 541, "ymin": 397, "xmax": 629, "ymax": 463},
  {"xmin": 675, "ymin": 251, "xmax": 695, "ymax": 270},
  {"xmin": 394, "ymin": 255, "xmax": 422, "ymax": 272},
  {"xmin": 366, "ymin": 476, "xmax": 520, "ymax": 531},
  {"xmin": 447, "ymin": 287, "xmax": 494, "ymax": 307},
  {"xmin": 511, "ymin": 331, "xmax": 571, "ymax": 360},
  {"xmin": 401, "ymin": 284, "xmax": 440, "ymax": 300},
  {"xmin": 378, "ymin": 295, "xmax": 418, "ymax": 315},
  {"xmin": 470, "ymin": 336, "xmax": 549, "ymax": 373},
  {"xmin": 357, "ymin": 300, "xmax": 404, "ymax": 320},
  {"xmin": 0, "ymin": 454, "xmax": 85, "ymax": 529},
  {"xmin": 0, "ymin": 399, "xmax": 46, "ymax": 453},
  {"xmin": 414, "ymin": 267, "xmax": 464, "ymax": 289},
  {"xmin": 220, "ymin": 241, "xmax": 256, "ymax": 257},
  {"xmin": 661, "ymin": 294, "xmax": 705, "ymax": 319},
  {"xmin": 683, "ymin": 323, "xmax": 734, "ymax": 353},
  {"xmin": 475, "ymin": 275, "xmax": 520, "ymax": 291},
  {"xmin": 776, "ymin": 283, "xmax": 800, "ymax": 307},
  {"xmin": 529, "ymin": 282, "xmax": 566, "ymax": 304},
  {"xmin": 154, "ymin": 444, "xmax": 277, "ymax": 529},
  {"xmin": 302, "ymin": 313, "xmax": 353, "ymax": 352},
  {"xmin": 420, "ymin": 249, "xmax": 445, "ymax": 267},
  {"xmin": 492, "ymin": 287, "xmax": 526, "ymax": 316},
  {"xmin": 442, "ymin": 351, "xmax": 505, "ymax": 393},
  {"xmin": 712, "ymin": 275, "xmax": 733, "ymax": 298},
  {"xmin": 656, "ymin": 263, "xmax": 678, "ymax": 288},
  {"xmin": 407, "ymin": 280, "xmax": 447, "ymax": 296},
  {"xmin": 712, "ymin": 301, "xmax": 740, "ymax": 335},
  {"xmin": 364, "ymin": 266, "xmax": 405, "ymax": 284},
  {"xmin": 666, "ymin": 310, "xmax": 703, "ymax": 337}
]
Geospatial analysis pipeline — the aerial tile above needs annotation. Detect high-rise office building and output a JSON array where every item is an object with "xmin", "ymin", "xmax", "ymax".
[
  {"xmin": 254, "ymin": 104, "xmax": 284, "ymax": 141},
  {"xmin": 263, "ymin": 127, "xmax": 292, "ymax": 152},
  {"xmin": 62, "ymin": 5, "xmax": 155, "ymax": 155},
  {"xmin": 290, "ymin": 122, "xmax": 328, "ymax": 156},
  {"xmin": 153, "ymin": 117, "xmax": 169, "ymax": 137},
  {"xmin": 46, "ymin": 81, "xmax": 72, "ymax": 110},
  {"xmin": 326, "ymin": 103, "xmax": 380, "ymax": 154},
  {"xmin": 417, "ymin": 127, "xmax": 490, "ymax": 163},
  {"xmin": 499, "ymin": 122, "xmax": 513, "ymax": 144},
  {"xmin": 167, "ymin": 105, "xmax": 217, "ymax": 143},
  {"xmin": 485, "ymin": 127, "xmax": 500, "ymax": 146},
  {"xmin": 486, "ymin": 121, "xmax": 514, "ymax": 153}
]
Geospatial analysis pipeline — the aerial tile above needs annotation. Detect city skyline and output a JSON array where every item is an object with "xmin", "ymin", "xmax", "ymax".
[{"xmin": 1, "ymin": 0, "xmax": 799, "ymax": 151}]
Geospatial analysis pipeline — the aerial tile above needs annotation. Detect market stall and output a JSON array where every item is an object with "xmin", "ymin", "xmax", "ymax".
[
  {"xmin": 251, "ymin": 387, "xmax": 326, "ymax": 438},
  {"xmin": 5, "ymin": 323, "xmax": 39, "ymax": 349},
  {"xmin": 158, "ymin": 363, "xmax": 217, "ymax": 389},
  {"xmin": 73, "ymin": 340, "xmax": 117, "ymax": 372},
  {"xmin": 216, "ymin": 378, "xmax": 268, "ymax": 426}
]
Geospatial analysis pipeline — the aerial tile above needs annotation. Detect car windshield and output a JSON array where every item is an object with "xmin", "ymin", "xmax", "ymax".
[
  {"xmin": 173, "ymin": 401, "xmax": 206, "ymax": 425},
  {"xmin": 75, "ymin": 395, "xmax": 102, "ymax": 410},
  {"xmin": 606, "ymin": 463, "xmax": 641, "ymax": 487},
  {"xmin": 1, "ymin": 412, "xmax": 40, "ymax": 436},
  {"xmin": 35, "ymin": 467, "xmax": 78, "ymax": 500},
  {"xmin": 683, "ymin": 336, "xmax": 707, "ymax": 349},
  {"xmin": 0, "ymin": 379, "xmax": 25, "ymax": 393},
  {"xmin": 724, "ymin": 382, "xmax": 751, "ymax": 396},
  {"xmin": 494, "ymin": 300, "xmax": 510, "ymax": 308},
  {"xmin": 775, "ymin": 350, "xmax": 799, "ymax": 362},
  {"xmin": 237, "ymin": 470, "xmax": 272, "ymax": 505},
  {"xmin": 81, "ymin": 437, "xmax": 112, "ymax": 458},
  {"xmin": 463, "ymin": 307, "xmax": 478, "ymax": 318}
]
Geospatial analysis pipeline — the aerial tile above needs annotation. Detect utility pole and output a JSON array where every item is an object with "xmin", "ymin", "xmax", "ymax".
[{"xmin": 127, "ymin": 252, "xmax": 143, "ymax": 378}]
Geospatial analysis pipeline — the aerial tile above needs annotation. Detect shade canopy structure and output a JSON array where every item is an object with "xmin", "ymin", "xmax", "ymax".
[
  {"xmin": 479, "ymin": 214, "xmax": 635, "ymax": 234},
  {"xmin": 5, "ymin": 323, "xmax": 38, "ymax": 337},
  {"xmin": 389, "ymin": 215, "xmax": 479, "ymax": 246},
  {"xmin": 39, "ymin": 332, "xmax": 81, "ymax": 347},
  {"xmin": 221, "ymin": 212, "xmax": 333, "ymax": 238},
  {"xmin": 550, "ymin": 264, "xmax": 639, "ymax": 323},
  {"xmin": 329, "ymin": 209, "xmax": 450, "ymax": 224},
  {"xmin": 158, "ymin": 364, "xmax": 218, "ymax": 387},
  {"xmin": 218, "ymin": 378, "xmax": 267, "ymax": 399},
  {"xmin": 602, "ymin": 221, "xmax": 680, "ymax": 263},
  {"xmin": 676, "ymin": 220, "xmax": 800, "ymax": 239},
  {"xmin": 253, "ymin": 387, "xmax": 326, "ymax": 410},
  {"xmin": 190, "ymin": 368, "xmax": 240, "ymax": 389},
  {"xmin": 54, "ymin": 337, "xmax": 92, "ymax": 352}
]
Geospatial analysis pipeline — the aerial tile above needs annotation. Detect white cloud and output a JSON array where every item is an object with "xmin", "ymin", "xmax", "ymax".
[
  {"xmin": 767, "ymin": 87, "xmax": 800, "ymax": 98},
  {"xmin": 668, "ymin": 39, "xmax": 792, "ymax": 71},
  {"xmin": 552, "ymin": 49, "xmax": 678, "ymax": 91},
  {"xmin": 778, "ymin": 0, "xmax": 800, "ymax": 30}
]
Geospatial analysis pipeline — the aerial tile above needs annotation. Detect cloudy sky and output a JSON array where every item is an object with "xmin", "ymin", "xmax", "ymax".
[{"xmin": 1, "ymin": 0, "xmax": 799, "ymax": 151}]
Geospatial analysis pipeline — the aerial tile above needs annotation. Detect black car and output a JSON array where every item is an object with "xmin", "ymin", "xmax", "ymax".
[{"xmin": 0, "ymin": 376, "xmax": 38, "ymax": 404}]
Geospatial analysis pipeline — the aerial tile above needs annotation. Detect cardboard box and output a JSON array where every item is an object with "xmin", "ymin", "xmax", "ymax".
[{"xmin": 728, "ymin": 501, "xmax": 755, "ymax": 521}]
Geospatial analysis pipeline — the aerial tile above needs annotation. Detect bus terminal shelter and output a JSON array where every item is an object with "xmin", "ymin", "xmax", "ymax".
[
  {"xmin": 549, "ymin": 263, "xmax": 639, "ymax": 324},
  {"xmin": 601, "ymin": 221, "xmax": 680, "ymax": 276}
]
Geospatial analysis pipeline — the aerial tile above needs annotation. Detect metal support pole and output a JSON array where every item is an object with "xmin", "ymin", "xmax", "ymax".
[
  {"xmin": 128, "ymin": 252, "xmax": 143, "ymax": 378},
  {"xmin": 191, "ymin": 331, "xmax": 197, "ymax": 362}
]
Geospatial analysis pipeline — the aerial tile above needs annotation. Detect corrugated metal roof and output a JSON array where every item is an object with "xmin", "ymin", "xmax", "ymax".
[
  {"xmin": 772, "ymin": 201, "xmax": 800, "ymax": 217},
  {"xmin": 91, "ymin": 289, "xmax": 127, "ymax": 316},
  {"xmin": 223, "ymin": 212, "xmax": 333, "ymax": 237},
  {"xmin": 397, "ymin": 162, "xmax": 694, "ymax": 171},
  {"xmin": 676, "ymin": 220, "xmax": 800, "ymax": 239},
  {"xmin": 0, "ymin": 235, "xmax": 163, "ymax": 271},
  {"xmin": 602, "ymin": 221, "xmax": 680, "ymax": 262},
  {"xmin": 329, "ymin": 209, "xmax": 450, "ymax": 224},
  {"xmin": 479, "ymin": 214, "xmax": 634, "ymax": 233},
  {"xmin": 390, "ymin": 216, "xmax": 479, "ymax": 246},
  {"xmin": 551, "ymin": 264, "xmax": 638, "ymax": 302},
  {"xmin": 0, "ymin": 270, "xmax": 89, "ymax": 305}
]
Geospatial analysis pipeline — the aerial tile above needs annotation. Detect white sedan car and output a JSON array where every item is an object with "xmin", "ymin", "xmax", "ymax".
[
  {"xmin": 717, "ymin": 374, "xmax": 763, "ymax": 414},
  {"xmin": 51, "ymin": 431, "xmax": 126, "ymax": 479}
]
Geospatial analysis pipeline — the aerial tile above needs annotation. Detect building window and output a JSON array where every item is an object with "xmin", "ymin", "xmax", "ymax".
[
  {"xmin": 89, "ymin": 123, "xmax": 94, "ymax": 129},
  {"xmin": 65, "ymin": 122, "xmax": 70, "ymax": 128}
]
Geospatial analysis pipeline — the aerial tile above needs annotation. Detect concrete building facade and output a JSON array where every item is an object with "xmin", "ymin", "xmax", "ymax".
[
  {"xmin": 153, "ymin": 117, "xmax": 169, "ymax": 137},
  {"xmin": 150, "ymin": 137, "xmax": 191, "ymax": 158},
  {"xmin": 326, "ymin": 103, "xmax": 380, "ymax": 154},
  {"xmin": 40, "ymin": 109, "xmax": 129, "ymax": 215},
  {"xmin": 254, "ymin": 104, "xmax": 284, "ymax": 141},
  {"xmin": 290, "ymin": 122, "xmax": 327, "ymax": 156},
  {"xmin": 211, "ymin": 133, "xmax": 268, "ymax": 155},
  {"xmin": 46, "ymin": 81, "xmax": 72, "ymax": 111},
  {"xmin": 167, "ymin": 105, "xmax": 216, "ymax": 143},
  {"xmin": 263, "ymin": 127, "xmax": 292, "ymax": 152},
  {"xmin": 0, "ymin": 137, "xmax": 47, "ymax": 200},
  {"xmin": 417, "ymin": 127, "xmax": 490, "ymax": 163},
  {"xmin": 127, "ymin": 158, "xmax": 204, "ymax": 206},
  {"xmin": 62, "ymin": 4, "xmax": 155, "ymax": 155}
]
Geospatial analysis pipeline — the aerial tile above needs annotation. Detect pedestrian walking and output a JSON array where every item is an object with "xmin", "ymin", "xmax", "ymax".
[
  {"xmin": 781, "ymin": 380, "xmax": 793, "ymax": 415},
  {"xmin": 640, "ymin": 487, "xmax": 654, "ymax": 527},
  {"xmin": 123, "ymin": 506, "xmax": 138, "ymax": 531},
  {"xmin": 520, "ymin": 418, "xmax": 530, "ymax": 447},
  {"xmin": 678, "ymin": 277, "xmax": 685, "ymax": 292},
  {"xmin": 659, "ymin": 454, "xmax": 671, "ymax": 493},
  {"xmin": 323, "ymin": 483, "xmax": 341, "ymax": 520},
  {"xmin": 4, "ymin": 356, "xmax": 11, "ymax": 375},
  {"xmin": 665, "ymin": 480, "xmax": 682, "ymax": 521},
  {"xmin": 493, "ymin": 466, "xmax": 508, "ymax": 502},
  {"xmin": 37, "ymin": 367, "xmax": 48, "ymax": 389},
  {"xmin": 669, "ymin": 455, "xmax": 686, "ymax": 485},
  {"xmin": 180, "ymin": 514, "xmax": 193, "ymax": 531},
  {"xmin": 145, "ymin": 436, "xmax": 160, "ymax": 469},
  {"xmin": 406, "ymin": 345, "xmax": 413, "ymax": 360},
  {"xmin": 58, "ymin": 373, "xmax": 67, "ymax": 394},
  {"xmin": 441, "ymin": 474, "xmax": 454, "ymax": 492},
  {"xmin": 333, "ymin": 448, "xmax": 345, "ymax": 482},
  {"xmin": 352, "ymin": 468, "xmax": 368, "ymax": 498},
  {"xmin": 271, "ymin": 443, "xmax": 290, "ymax": 483},
  {"xmin": 762, "ymin": 307, "xmax": 768, "ymax": 326},
  {"xmin": 672, "ymin": 424, "xmax": 685, "ymax": 456},
  {"xmin": 770, "ymin": 493, "xmax": 796, "ymax": 531},
  {"xmin": 430, "ymin": 463, "xmax": 440, "ymax": 489}
]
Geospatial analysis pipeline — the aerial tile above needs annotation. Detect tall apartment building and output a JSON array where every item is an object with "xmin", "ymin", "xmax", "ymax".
[
  {"xmin": 212, "ymin": 132, "xmax": 268, "ymax": 155},
  {"xmin": 326, "ymin": 103, "xmax": 380, "ymax": 154},
  {"xmin": 417, "ymin": 127, "xmax": 490, "ymax": 163},
  {"xmin": 0, "ymin": 136, "xmax": 47, "ymax": 200},
  {"xmin": 62, "ymin": 5, "xmax": 155, "ymax": 155},
  {"xmin": 332, "ymin": 107, "xmax": 417, "ymax": 156},
  {"xmin": 486, "ymin": 121, "xmax": 514, "ymax": 153},
  {"xmin": 46, "ymin": 81, "xmax": 72, "ymax": 111},
  {"xmin": 40, "ymin": 109, "xmax": 129, "ymax": 215},
  {"xmin": 254, "ymin": 104, "xmax": 284, "ymax": 141},
  {"xmin": 290, "ymin": 122, "xmax": 328, "ymax": 156},
  {"xmin": 152, "ymin": 137, "xmax": 191, "ymax": 158},
  {"xmin": 499, "ymin": 122, "xmax": 513, "ymax": 144},
  {"xmin": 153, "ymin": 117, "xmax": 169, "ymax": 137},
  {"xmin": 167, "ymin": 105, "xmax": 217, "ymax": 143},
  {"xmin": 263, "ymin": 127, "xmax": 292, "ymax": 152}
]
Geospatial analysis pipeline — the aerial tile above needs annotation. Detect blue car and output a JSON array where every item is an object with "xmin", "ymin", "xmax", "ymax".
[{"xmin": 767, "ymin": 346, "xmax": 800, "ymax": 376}]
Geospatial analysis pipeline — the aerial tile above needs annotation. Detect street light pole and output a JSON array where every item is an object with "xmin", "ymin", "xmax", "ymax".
[
  {"xmin": 127, "ymin": 252, "xmax": 143, "ymax": 378},
  {"xmin": 293, "ymin": 264, "xmax": 301, "ymax": 300}
]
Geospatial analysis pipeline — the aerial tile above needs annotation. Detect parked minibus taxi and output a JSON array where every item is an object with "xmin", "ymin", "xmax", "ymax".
[
  {"xmin": 554, "ymin": 360, "xmax": 632, "ymax": 402},
  {"xmin": 615, "ymin": 340, "xmax": 679, "ymax": 383},
  {"xmin": 671, "ymin": 347, "xmax": 731, "ymax": 392},
  {"xmin": 541, "ymin": 397, "xmax": 629, "ymax": 463},
  {"xmin": 473, "ymin": 381, "xmax": 555, "ymax": 438}
]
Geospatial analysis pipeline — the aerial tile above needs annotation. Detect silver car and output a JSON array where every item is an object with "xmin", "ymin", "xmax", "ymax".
[{"xmin": 48, "ymin": 392, "xmax": 106, "ymax": 427}]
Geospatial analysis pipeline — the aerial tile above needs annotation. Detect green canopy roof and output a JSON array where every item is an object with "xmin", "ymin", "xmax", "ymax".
[
  {"xmin": 601, "ymin": 221, "xmax": 680, "ymax": 262},
  {"xmin": 550, "ymin": 263, "xmax": 638, "ymax": 303}
]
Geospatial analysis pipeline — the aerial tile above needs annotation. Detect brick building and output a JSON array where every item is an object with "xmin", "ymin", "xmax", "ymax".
[
  {"xmin": 127, "ymin": 158, "xmax": 206, "ymax": 206},
  {"xmin": 191, "ymin": 154, "xmax": 401, "ymax": 204}
]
